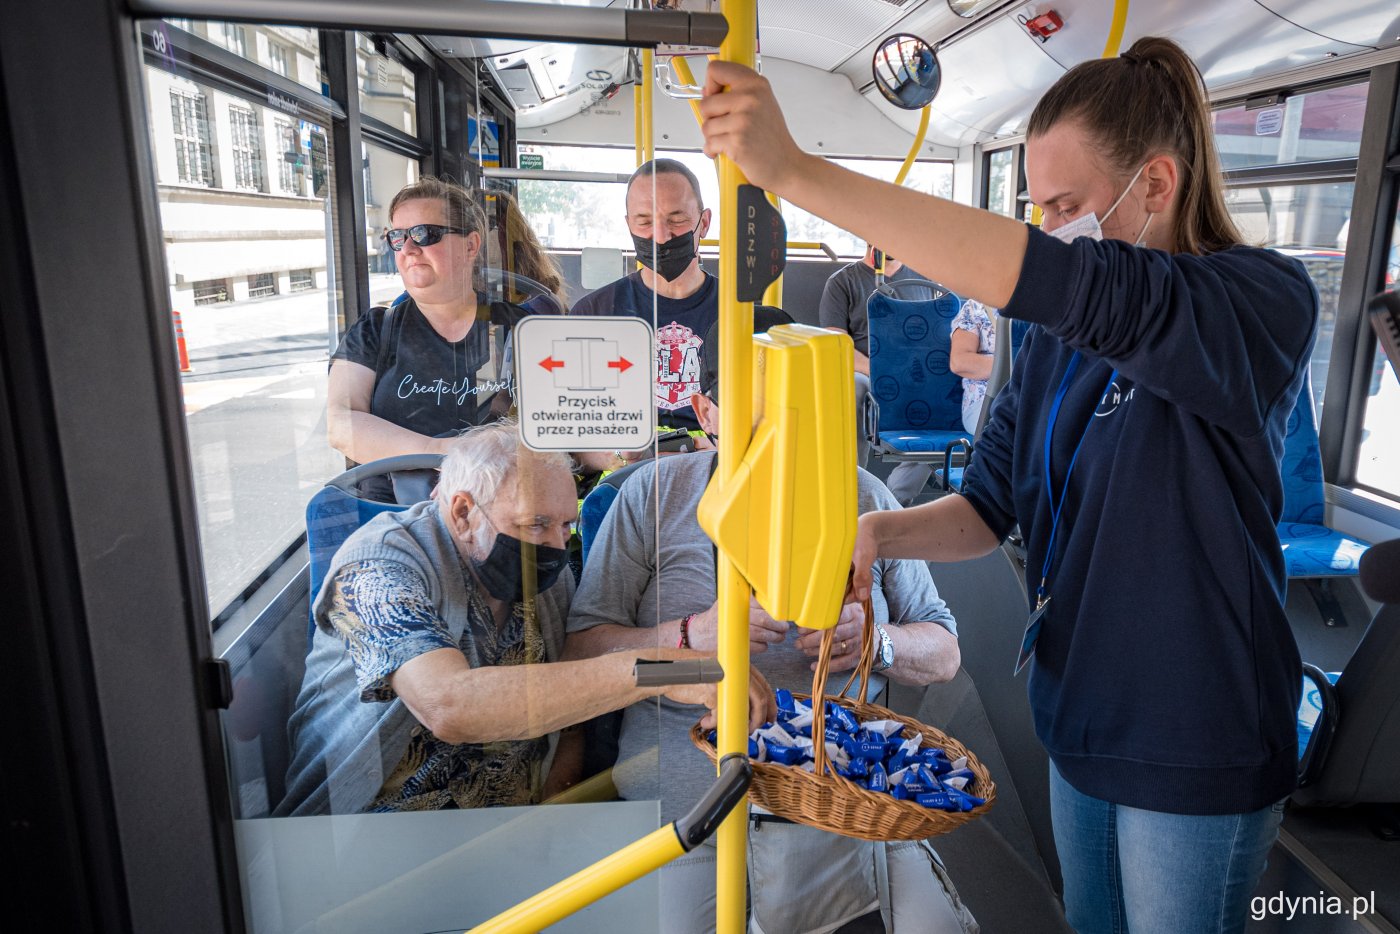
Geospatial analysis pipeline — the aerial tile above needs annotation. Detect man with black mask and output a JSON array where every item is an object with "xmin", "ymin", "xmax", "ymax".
[
  {"xmin": 571, "ymin": 158, "xmax": 717, "ymax": 434},
  {"xmin": 277, "ymin": 420, "xmax": 773, "ymax": 816}
]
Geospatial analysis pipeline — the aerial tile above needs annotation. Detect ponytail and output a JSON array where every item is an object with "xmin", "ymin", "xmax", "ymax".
[{"xmin": 1026, "ymin": 36, "xmax": 1242, "ymax": 255}]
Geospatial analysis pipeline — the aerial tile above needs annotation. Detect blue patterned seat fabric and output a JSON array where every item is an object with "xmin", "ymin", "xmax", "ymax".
[
  {"xmin": 1277, "ymin": 374, "xmax": 1369, "ymax": 576},
  {"xmin": 867, "ymin": 289, "xmax": 971, "ymax": 454},
  {"xmin": 1296, "ymin": 670, "xmax": 1341, "ymax": 762},
  {"xmin": 305, "ymin": 485, "xmax": 407, "ymax": 642}
]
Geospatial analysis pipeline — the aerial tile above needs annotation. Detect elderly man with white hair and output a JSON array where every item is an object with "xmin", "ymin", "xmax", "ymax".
[{"xmin": 277, "ymin": 420, "xmax": 771, "ymax": 816}]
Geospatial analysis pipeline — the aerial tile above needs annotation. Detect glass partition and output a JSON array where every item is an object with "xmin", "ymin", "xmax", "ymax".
[{"xmin": 141, "ymin": 21, "xmax": 683, "ymax": 931}]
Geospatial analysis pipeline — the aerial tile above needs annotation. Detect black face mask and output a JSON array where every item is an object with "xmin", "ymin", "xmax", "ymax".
[
  {"xmin": 632, "ymin": 223, "xmax": 700, "ymax": 282},
  {"xmin": 468, "ymin": 515, "xmax": 570, "ymax": 601}
]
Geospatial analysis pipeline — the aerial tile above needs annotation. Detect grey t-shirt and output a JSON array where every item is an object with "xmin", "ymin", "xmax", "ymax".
[
  {"xmin": 818, "ymin": 262, "xmax": 936, "ymax": 356},
  {"xmin": 566, "ymin": 451, "xmax": 956, "ymax": 822}
]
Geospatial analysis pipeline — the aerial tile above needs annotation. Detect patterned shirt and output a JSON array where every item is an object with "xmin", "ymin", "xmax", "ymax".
[
  {"xmin": 325, "ymin": 558, "xmax": 547, "ymax": 811},
  {"xmin": 950, "ymin": 300, "xmax": 996, "ymax": 427}
]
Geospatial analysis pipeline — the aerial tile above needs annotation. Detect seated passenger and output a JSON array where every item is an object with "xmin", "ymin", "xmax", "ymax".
[
  {"xmin": 486, "ymin": 189, "xmax": 571, "ymax": 315},
  {"xmin": 326, "ymin": 177, "xmax": 537, "ymax": 500},
  {"xmin": 949, "ymin": 299, "xmax": 996, "ymax": 435},
  {"xmin": 565, "ymin": 311, "xmax": 977, "ymax": 934},
  {"xmin": 277, "ymin": 421, "xmax": 773, "ymax": 816}
]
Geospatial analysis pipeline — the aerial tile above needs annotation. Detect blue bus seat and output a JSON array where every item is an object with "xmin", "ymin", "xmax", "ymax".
[
  {"xmin": 865, "ymin": 287, "xmax": 973, "ymax": 473},
  {"xmin": 579, "ymin": 460, "xmax": 649, "ymax": 567},
  {"xmin": 1278, "ymin": 376, "xmax": 1370, "ymax": 578},
  {"xmin": 305, "ymin": 454, "xmax": 443, "ymax": 644}
]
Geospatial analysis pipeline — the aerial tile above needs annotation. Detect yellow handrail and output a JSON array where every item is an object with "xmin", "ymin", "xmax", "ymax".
[
  {"xmin": 700, "ymin": 238, "xmax": 839, "ymax": 261},
  {"xmin": 671, "ymin": 56, "xmax": 705, "ymax": 126},
  {"xmin": 715, "ymin": 1, "xmax": 758, "ymax": 931},
  {"xmin": 894, "ymin": 105, "xmax": 931, "ymax": 187},
  {"xmin": 1103, "ymin": 0, "xmax": 1130, "ymax": 58}
]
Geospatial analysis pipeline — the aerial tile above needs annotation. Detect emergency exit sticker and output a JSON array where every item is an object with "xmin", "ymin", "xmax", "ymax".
[{"xmin": 514, "ymin": 316, "xmax": 656, "ymax": 451}]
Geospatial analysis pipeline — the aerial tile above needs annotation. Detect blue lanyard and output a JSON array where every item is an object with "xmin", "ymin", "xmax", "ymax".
[{"xmin": 1037, "ymin": 352, "xmax": 1118, "ymax": 609}]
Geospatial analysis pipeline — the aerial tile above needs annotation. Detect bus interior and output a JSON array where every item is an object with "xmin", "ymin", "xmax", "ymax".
[{"xmin": 2, "ymin": 0, "xmax": 1398, "ymax": 931}]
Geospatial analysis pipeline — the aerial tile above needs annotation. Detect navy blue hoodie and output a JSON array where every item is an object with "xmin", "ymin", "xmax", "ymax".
[{"xmin": 960, "ymin": 227, "xmax": 1318, "ymax": 815}]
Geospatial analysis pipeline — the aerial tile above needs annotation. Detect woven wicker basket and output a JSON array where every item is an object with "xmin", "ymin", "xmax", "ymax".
[{"xmin": 689, "ymin": 600, "xmax": 995, "ymax": 842}]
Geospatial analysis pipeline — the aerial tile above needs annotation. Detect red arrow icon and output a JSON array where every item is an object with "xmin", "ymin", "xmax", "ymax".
[
  {"xmin": 539, "ymin": 355, "xmax": 565, "ymax": 372},
  {"xmin": 607, "ymin": 356, "xmax": 633, "ymax": 373}
]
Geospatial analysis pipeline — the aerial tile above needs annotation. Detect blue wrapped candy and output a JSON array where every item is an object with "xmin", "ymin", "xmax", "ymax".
[
  {"xmin": 767, "ymin": 743, "xmax": 808, "ymax": 766},
  {"xmin": 842, "ymin": 735, "xmax": 890, "ymax": 762},
  {"xmin": 775, "ymin": 689, "xmax": 797, "ymax": 717},
  {"xmin": 867, "ymin": 762, "xmax": 890, "ymax": 793},
  {"xmin": 915, "ymin": 791, "xmax": 958, "ymax": 811},
  {"xmin": 825, "ymin": 702, "xmax": 859, "ymax": 734}
]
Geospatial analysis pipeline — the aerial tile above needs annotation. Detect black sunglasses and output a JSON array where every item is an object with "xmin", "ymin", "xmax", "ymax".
[{"xmin": 385, "ymin": 224, "xmax": 471, "ymax": 251}]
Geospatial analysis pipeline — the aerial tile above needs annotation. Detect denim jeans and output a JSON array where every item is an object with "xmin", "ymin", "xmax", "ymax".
[{"xmin": 1049, "ymin": 761, "xmax": 1284, "ymax": 934}]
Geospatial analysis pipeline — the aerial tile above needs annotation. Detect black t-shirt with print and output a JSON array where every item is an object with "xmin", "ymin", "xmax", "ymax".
[
  {"xmin": 333, "ymin": 297, "xmax": 531, "ymax": 438},
  {"xmin": 571, "ymin": 271, "xmax": 719, "ymax": 431}
]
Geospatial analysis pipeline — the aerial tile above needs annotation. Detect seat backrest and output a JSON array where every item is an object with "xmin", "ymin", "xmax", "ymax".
[
  {"xmin": 866, "ymin": 289, "xmax": 965, "ymax": 434},
  {"xmin": 305, "ymin": 454, "xmax": 443, "ymax": 640},
  {"xmin": 1280, "ymin": 372, "xmax": 1326, "ymax": 526},
  {"xmin": 1293, "ymin": 602, "xmax": 1400, "ymax": 806},
  {"xmin": 579, "ymin": 460, "xmax": 650, "ymax": 566}
]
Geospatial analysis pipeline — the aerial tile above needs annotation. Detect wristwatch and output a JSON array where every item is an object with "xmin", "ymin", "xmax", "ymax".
[{"xmin": 873, "ymin": 623, "xmax": 895, "ymax": 672}]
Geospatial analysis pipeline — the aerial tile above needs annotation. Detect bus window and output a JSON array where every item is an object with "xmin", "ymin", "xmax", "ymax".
[
  {"xmin": 1224, "ymin": 182, "xmax": 1354, "ymax": 416},
  {"xmin": 140, "ymin": 51, "xmax": 346, "ymax": 618},
  {"xmin": 1211, "ymin": 82, "xmax": 1368, "ymax": 171},
  {"xmin": 1355, "ymin": 198, "xmax": 1400, "ymax": 498},
  {"xmin": 983, "ymin": 146, "xmax": 1019, "ymax": 219},
  {"xmin": 165, "ymin": 20, "xmax": 323, "ymax": 93},
  {"xmin": 516, "ymin": 143, "xmax": 951, "ymax": 260},
  {"xmin": 356, "ymin": 32, "xmax": 419, "ymax": 137},
  {"xmin": 364, "ymin": 141, "xmax": 421, "ymax": 298}
]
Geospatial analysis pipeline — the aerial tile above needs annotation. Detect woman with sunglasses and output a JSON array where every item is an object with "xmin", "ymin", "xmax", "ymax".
[
  {"xmin": 701, "ymin": 37, "xmax": 1315, "ymax": 934},
  {"xmin": 327, "ymin": 176, "xmax": 533, "ymax": 490}
]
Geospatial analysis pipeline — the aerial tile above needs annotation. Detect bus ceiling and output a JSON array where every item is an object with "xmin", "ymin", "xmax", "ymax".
[{"xmin": 393, "ymin": 0, "xmax": 1400, "ymax": 152}]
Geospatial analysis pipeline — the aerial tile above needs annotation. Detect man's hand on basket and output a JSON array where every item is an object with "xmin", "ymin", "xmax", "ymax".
[
  {"xmin": 669, "ymin": 664, "xmax": 777, "ymax": 731},
  {"xmin": 686, "ymin": 596, "xmax": 790, "ymax": 655},
  {"xmin": 795, "ymin": 601, "xmax": 865, "ymax": 672}
]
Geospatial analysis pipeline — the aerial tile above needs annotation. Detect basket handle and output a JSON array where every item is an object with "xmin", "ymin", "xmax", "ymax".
[{"xmin": 811, "ymin": 597, "xmax": 876, "ymax": 778}]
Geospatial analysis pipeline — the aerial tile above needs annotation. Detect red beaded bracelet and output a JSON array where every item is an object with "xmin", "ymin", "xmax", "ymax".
[{"xmin": 678, "ymin": 613, "xmax": 695, "ymax": 649}]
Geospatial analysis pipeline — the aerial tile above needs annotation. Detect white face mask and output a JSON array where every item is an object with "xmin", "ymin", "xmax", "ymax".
[{"xmin": 1046, "ymin": 163, "xmax": 1153, "ymax": 246}]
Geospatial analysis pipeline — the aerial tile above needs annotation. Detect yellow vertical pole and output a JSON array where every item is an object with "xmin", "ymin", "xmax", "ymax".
[
  {"xmin": 714, "ymin": 1, "xmax": 757, "ymax": 931},
  {"xmin": 633, "ymin": 66, "xmax": 644, "ymax": 167},
  {"xmin": 641, "ymin": 48, "xmax": 656, "ymax": 163}
]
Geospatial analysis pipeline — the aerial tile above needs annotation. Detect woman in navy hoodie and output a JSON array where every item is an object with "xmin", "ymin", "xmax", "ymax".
[{"xmin": 700, "ymin": 36, "xmax": 1315, "ymax": 934}]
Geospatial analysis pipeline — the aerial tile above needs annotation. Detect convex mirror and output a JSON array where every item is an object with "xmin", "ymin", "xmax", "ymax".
[{"xmin": 872, "ymin": 34, "xmax": 941, "ymax": 110}]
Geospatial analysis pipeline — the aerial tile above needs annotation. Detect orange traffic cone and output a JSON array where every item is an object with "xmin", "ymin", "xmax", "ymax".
[{"xmin": 173, "ymin": 310, "xmax": 192, "ymax": 373}]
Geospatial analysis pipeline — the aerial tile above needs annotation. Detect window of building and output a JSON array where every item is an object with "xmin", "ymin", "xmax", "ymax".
[
  {"xmin": 228, "ymin": 104, "xmax": 265, "ymax": 192},
  {"xmin": 274, "ymin": 118, "xmax": 299, "ymax": 195},
  {"xmin": 248, "ymin": 272, "xmax": 277, "ymax": 299},
  {"xmin": 1355, "ymin": 196, "xmax": 1400, "ymax": 498},
  {"xmin": 1225, "ymin": 182, "xmax": 1354, "ymax": 417},
  {"xmin": 289, "ymin": 268, "xmax": 314, "ymax": 291},
  {"xmin": 218, "ymin": 22, "xmax": 247, "ymax": 58},
  {"xmin": 363, "ymin": 143, "xmax": 420, "ymax": 286},
  {"xmin": 268, "ymin": 41, "xmax": 291, "ymax": 78},
  {"xmin": 1213, "ymin": 82, "xmax": 1369, "ymax": 172},
  {"xmin": 357, "ymin": 35, "xmax": 418, "ymax": 136},
  {"xmin": 169, "ymin": 88, "xmax": 215, "ymax": 187},
  {"xmin": 193, "ymin": 278, "xmax": 230, "ymax": 305}
]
